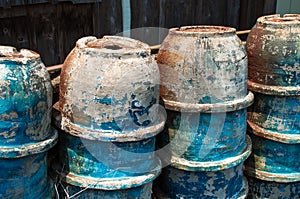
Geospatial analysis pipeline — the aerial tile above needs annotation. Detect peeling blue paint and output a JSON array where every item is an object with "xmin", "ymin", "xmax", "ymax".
[
  {"xmin": 248, "ymin": 91, "xmax": 300, "ymax": 136},
  {"xmin": 247, "ymin": 175, "xmax": 300, "ymax": 199},
  {"xmin": 0, "ymin": 59, "xmax": 52, "ymax": 145},
  {"xmin": 155, "ymin": 163, "xmax": 247, "ymax": 199},
  {"xmin": 0, "ymin": 152, "xmax": 53, "ymax": 199},
  {"xmin": 58, "ymin": 131, "xmax": 158, "ymax": 178},
  {"xmin": 246, "ymin": 132, "xmax": 300, "ymax": 178},
  {"xmin": 163, "ymin": 109, "xmax": 247, "ymax": 162},
  {"xmin": 0, "ymin": 47, "xmax": 57, "ymax": 198},
  {"xmin": 58, "ymin": 181, "xmax": 152, "ymax": 199}
]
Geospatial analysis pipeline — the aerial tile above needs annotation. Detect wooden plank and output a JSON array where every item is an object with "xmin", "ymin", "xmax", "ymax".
[
  {"xmin": 96, "ymin": 0, "xmax": 123, "ymax": 37},
  {"xmin": 129, "ymin": 0, "xmax": 162, "ymax": 45},
  {"xmin": 26, "ymin": 4, "xmax": 58, "ymax": 66},
  {"xmin": 163, "ymin": 0, "xmax": 196, "ymax": 28},
  {"xmin": 130, "ymin": 0, "xmax": 160, "ymax": 28},
  {"xmin": 56, "ymin": 3, "xmax": 94, "ymax": 64},
  {"xmin": 263, "ymin": 0, "xmax": 278, "ymax": 15},
  {"xmin": 194, "ymin": 0, "xmax": 240, "ymax": 28}
]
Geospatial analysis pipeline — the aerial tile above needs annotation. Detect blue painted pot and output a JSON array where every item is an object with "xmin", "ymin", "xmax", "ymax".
[
  {"xmin": 247, "ymin": 90, "xmax": 300, "ymax": 143},
  {"xmin": 245, "ymin": 130, "xmax": 300, "ymax": 183},
  {"xmin": 154, "ymin": 135, "xmax": 251, "ymax": 199},
  {"xmin": 247, "ymin": 175, "xmax": 300, "ymax": 199},
  {"xmin": 0, "ymin": 46, "xmax": 53, "ymax": 147},
  {"xmin": 246, "ymin": 14, "xmax": 300, "ymax": 87},
  {"xmin": 154, "ymin": 164, "xmax": 248, "ymax": 199},
  {"xmin": 0, "ymin": 152, "xmax": 54, "ymax": 199},
  {"xmin": 55, "ymin": 36, "xmax": 165, "ymax": 198},
  {"xmin": 58, "ymin": 180, "xmax": 153, "ymax": 199},
  {"xmin": 59, "ymin": 36, "xmax": 162, "ymax": 137},
  {"xmin": 0, "ymin": 46, "xmax": 58, "ymax": 198},
  {"xmin": 57, "ymin": 131, "xmax": 161, "ymax": 180},
  {"xmin": 157, "ymin": 25, "xmax": 254, "ymax": 164},
  {"xmin": 158, "ymin": 26, "xmax": 249, "ymax": 105},
  {"xmin": 164, "ymin": 108, "xmax": 250, "ymax": 162}
]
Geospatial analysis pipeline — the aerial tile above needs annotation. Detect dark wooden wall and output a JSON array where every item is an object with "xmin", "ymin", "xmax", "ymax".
[{"xmin": 0, "ymin": 0, "xmax": 277, "ymax": 66}]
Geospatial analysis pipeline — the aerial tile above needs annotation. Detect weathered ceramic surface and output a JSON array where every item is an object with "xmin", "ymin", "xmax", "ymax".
[
  {"xmin": 245, "ymin": 132, "xmax": 300, "ymax": 182},
  {"xmin": 246, "ymin": 14, "xmax": 300, "ymax": 87},
  {"xmin": 154, "ymin": 163, "xmax": 248, "ymax": 199},
  {"xmin": 0, "ymin": 46, "xmax": 53, "ymax": 146},
  {"xmin": 247, "ymin": 175, "xmax": 300, "ymax": 199},
  {"xmin": 58, "ymin": 131, "xmax": 160, "ymax": 180},
  {"xmin": 163, "ymin": 109, "xmax": 248, "ymax": 162},
  {"xmin": 248, "ymin": 92, "xmax": 300, "ymax": 142},
  {"xmin": 58, "ymin": 181, "xmax": 153, "ymax": 199},
  {"xmin": 153, "ymin": 136, "xmax": 251, "ymax": 198},
  {"xmin": 0, "ymin": 152, "xmax": 53, "ymax": 199},
  {"xmin": 157, "ymin": 26, "xmax": 248, "ymax": 106},
  {"xmin": 59, "ymin": 36, "xmax": 163, "ymax": 141},
  {"xmin": 0, "ymin": 46, "xmax": 57, "ymax": 198}
]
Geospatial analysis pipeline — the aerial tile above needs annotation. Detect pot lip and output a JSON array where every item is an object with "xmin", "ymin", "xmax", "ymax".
[
  {"xmin": 257, "ymin": 14, "xmax": 300, "ymax": 25},
  {"xmin": 75, "ymin": 36, "xmax": 151, "ymax": 56},
  {"xmin": 169, "ymin": 25, "xmax": 236, "ymax": 36},
  {"xmin": 0, "ymin": 46, "xmax": 40, "ymax": 63}
]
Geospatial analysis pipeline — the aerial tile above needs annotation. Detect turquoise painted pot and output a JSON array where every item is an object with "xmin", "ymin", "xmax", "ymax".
[
  {"xmin": 154, "ymin": 135, "xmax": 251, "ymax": 199},
  {"xmin": 57, "ymin": 131, "xmax": 160, "ymax": 180},
  {"xmin": 246, "ymin": 14, "xmax": 300, "ymax": 198},
  {"xmin": 59, "ymin": 36, "xmax": 162, "ymax": 136},
  {"xmin": 0, "ymin": 46, "xmax": 53, "ymax": 147},
  {"xmin": 246, "ymin": 14, "xmax": 300, "ymax": 87},
  {"xmin": 58, "ymin": 181, "xmax": 153, "ymax": 199},
  {"xmin": 55, "ymin": 36, "xmax": 165, "ymax": 198},
  {"xmin": 248, "ymin": 91, "xmax": 300, "ymax": 140},
  {"xmin": 0, "ymin": 152, "xmax": 54, "ymax": 199},
  {"xmin": 245, "ymin": 131, "xmax": 300, "ymax": 183},
  {"xmin": 0, "ymin": 46, "xmax": 57, "ymax": 198},
  {"xmin": 247, "ymin": 175, "xmax": 300, "ymax": 199},
  {"xmin": 157, "ymin": 25, "xmax": 253, "ymax": 164},
  {"xmin": 164, "ymin": 108, "xmax": 249, "ymax": 162}
]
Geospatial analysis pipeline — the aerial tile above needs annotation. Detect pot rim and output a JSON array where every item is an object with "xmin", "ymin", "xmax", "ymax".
[
  {"xmin": 169, "ymin": 25, "xmax": 236, "ymax": 36},
  {"xmin": 257, "ymin": 14, "xmax": 300, "ymax": 25},
  {"xmin": 0, "ymin": 46, "xmax": 40, "ymax": 63},
  {"xmin": 75, "ymin": 36, "xmax": 151, "ymax": 57}
]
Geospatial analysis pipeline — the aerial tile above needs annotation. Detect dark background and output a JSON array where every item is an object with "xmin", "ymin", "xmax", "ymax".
[{"xmin": 0, "ymin": 0, "xmax": 277, "ymax": 66}]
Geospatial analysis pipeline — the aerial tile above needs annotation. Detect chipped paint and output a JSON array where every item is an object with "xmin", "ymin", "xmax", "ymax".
[
  {"xmin": 58, "ymin": 181, "xmax": 153, "ymax": 199},
  {"xmin": 246, "ymin": 14, "xmax": 300, "ymax": 87},
  {"xmin": 154, "ymin": 164, "xmax": 248, "ymax": 199},
  {"xmin": 59, "ymin": 36, "xmax": 163, "ymax": 139},
  {"xmin": 164, "ymin": 109, "xmax": 249, "ymax": 162},
  {"xmin": 0, "ymin": 152, "xmax": 54, "ymax": 199},
  {"xmin": 245, "ymin": 14, "xmax": 300, "ymax": 198},
  {"xmin": 0, "ymin": 46, "xmax": 53, "ymax": 145},
  {"xmin": 157, "ymin": 26, "xmax": 253, "ymax": 162},
  {"xmin": 157, "ymin": 26, "xmax": 248, "ymax": 105},
  {"xmin": 155, "ymin": 26, "xmax": 252, "ymax": 198},
  {"xmin": 154, "ymin": 136, "xmax": 251, "ymax": 198},
  {"xmin": 247, "ymin": 175, "xmax": 300, "ymax": 199},
  {"xmin": 0, "ymin": 46, "xmax": 57, "ymax": 198},
  {"xmin": 245, "ymin": 131, "xmax": 300, "ymax": 183},
  {"xmin": 55, "ymin": 37, "xmax": 165, "ymax": 198},
  {"xmin": 248, "ymin": 91, "xmax": 300, "ymax": 140}
]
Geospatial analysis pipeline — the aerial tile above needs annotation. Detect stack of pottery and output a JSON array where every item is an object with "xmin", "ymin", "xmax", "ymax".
[
  {"xmin": 0, "ymin": 46, "xmax": 57, "ymax": 198},
  {"xmin": 54, "ymin": 36, "xmax": 166, "ymax": 198},
  {"xmin": 154, "ymin": 26, "xmax": 254, "ymax": 198},
  {"xmin": 245, "ymin": 14, "xmax": 300, "ymax": 198}
]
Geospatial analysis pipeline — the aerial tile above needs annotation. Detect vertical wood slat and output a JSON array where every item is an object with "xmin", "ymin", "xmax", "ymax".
[
  {"xmin": 0, "ymin": 0, "xmax": 278, "ymax": 66},
  {"xmin": 95, "ymin": 0, "xmax": 123, "ymax": 37},
  {"xmin": 239, "ymin": 0, "xmax": 277, "ymax": 30}
]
